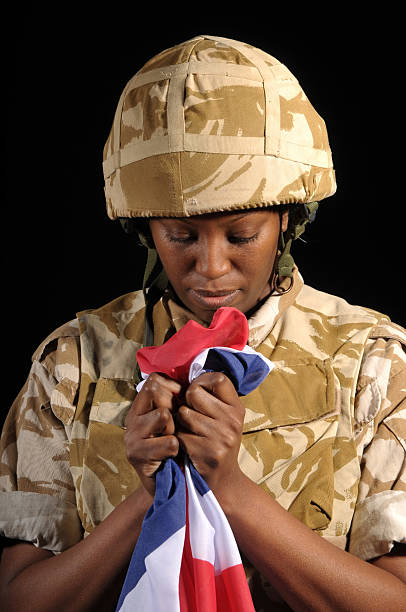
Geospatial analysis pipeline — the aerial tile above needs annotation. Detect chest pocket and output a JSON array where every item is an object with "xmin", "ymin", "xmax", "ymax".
[
  {"xmin": 239, "ymin": 358, "xmax": 339, "ymax": 531},
  {"xmin": 79, "ymin": 378, "xmax": 141, "ymax": 533}
]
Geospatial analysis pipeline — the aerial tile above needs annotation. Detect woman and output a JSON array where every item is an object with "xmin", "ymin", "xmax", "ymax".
[{"xmin": 1, "ymin": 35, "xmax": 405, "ymax": 610}]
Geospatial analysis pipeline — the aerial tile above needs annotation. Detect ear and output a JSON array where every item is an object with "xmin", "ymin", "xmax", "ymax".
[{"xmin": 281, "ymin": 210, "xmax": 289, "ymax": 233}]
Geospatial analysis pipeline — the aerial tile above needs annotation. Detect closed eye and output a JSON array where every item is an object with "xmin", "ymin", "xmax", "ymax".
[
  {"xmin": 167, "ymin": 234, "xmax": 196, "ymax": 244},
  {"xmin": 228, "ymin": 233, "xmax": 259, "ymax": 244},
  {"xmin": 166, "ymin": 232, "xmax": 259, "ymax": 245}
]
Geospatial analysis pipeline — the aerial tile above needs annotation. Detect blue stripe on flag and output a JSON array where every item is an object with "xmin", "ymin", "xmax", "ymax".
[
  {"xmin": 116, "ymin": 459, "xmax": 186, "ymax": 610},
  {"xmin": 204, "ymin": 348, "xmax": 271, "ymax": 395}
]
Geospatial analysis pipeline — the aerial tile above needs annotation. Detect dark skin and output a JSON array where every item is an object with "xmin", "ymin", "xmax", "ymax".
[
  {"xmin": 0, "ymin": 488, "xmax": 153, "ymax": 611},
  {"xmin": 127, "ymin": 372, "xmax": 406, "ymax": 610},
  {"xmin": 129, "ymin": 210, "xmax": 406, "ymax": 610},
  {"xmin": 1, "ymin": 210, "xmax": 405, "ymax": 610},
  {"xmin": 149, "ymin": 209, "xmax": 288, "ymax": 323}
]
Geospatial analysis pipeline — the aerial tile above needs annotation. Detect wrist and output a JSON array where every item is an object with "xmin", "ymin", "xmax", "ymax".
[
  {"xmin": 212, "ymin": 467, "xmax": 250, "ymax": 515},
  {"xmin": 126, "ymin": 483, "xmax": 154, "ymax": 511}
]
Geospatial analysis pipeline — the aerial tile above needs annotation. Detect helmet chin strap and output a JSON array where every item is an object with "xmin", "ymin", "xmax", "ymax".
[
  {"xmin": 142, "ymin": 248, "xmax": 168, "ymax": 347},
  {"xmin": 130, "ymin": 247, "xmax": 168, "ymax": 385},
  {"xmin": 120, "ymin": 217, "xmax": 168, "ymax": 350}
]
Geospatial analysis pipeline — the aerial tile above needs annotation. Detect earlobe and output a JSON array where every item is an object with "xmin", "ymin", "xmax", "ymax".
[{"xmin": 281, "ymin": 211, "xmax": 289, "ymax": 233}]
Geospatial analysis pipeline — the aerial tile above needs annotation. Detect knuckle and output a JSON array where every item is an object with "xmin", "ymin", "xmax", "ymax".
[
  {"xmin": 185, "ymin": 385, "xmax": 198, "ymax": 404},
  {"xmin": 166, "ymin": 436, "xmax": 179, "ymax": 454},
  {"xmin": 156, "ymin": 407, "xmax": 170, "ymax": 424},
  {"xmin": 143, "ymin": 373, "xmax": 161, "ymax": 392},
  {"xmin": 178, "ymin": 405, "xmax": 190, "ymax": 420},
  {"xmin": 222, "ymin": 430, "xmax": 237, "ymax": 448},
  {"xmin": 148, "ymin": 372, "xmax": 161, "ymax": 383},
  {"xmin": 212, "ymin": 371, "xmax": 226, "ymax": 385},
  {"xmin": 147, "ymin": 380, "xmax": 159, "ymax": 394},
  {"xmin": 229, "ymin": 412, "xmax": 244, "ymax": 433}
]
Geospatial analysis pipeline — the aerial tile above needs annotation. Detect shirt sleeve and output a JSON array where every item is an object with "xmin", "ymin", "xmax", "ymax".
[
  {"xmin": 0, "ymin": 321, "xmax": 84, "ymax": 553},
  {"xmin": 349, "ymin": 322, "xmax": 406, "ymax": 561}
]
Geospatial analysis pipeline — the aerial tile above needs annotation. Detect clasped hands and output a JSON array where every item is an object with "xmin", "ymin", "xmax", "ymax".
[{"xmin": 124, "ymin": 372, "xmax": 246, "ymax": 500}]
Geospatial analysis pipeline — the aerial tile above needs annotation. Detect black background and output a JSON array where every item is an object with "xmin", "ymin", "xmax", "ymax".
[{"xmin": 4, "ymin": 8, "xmax": 403, "ymax": 422}]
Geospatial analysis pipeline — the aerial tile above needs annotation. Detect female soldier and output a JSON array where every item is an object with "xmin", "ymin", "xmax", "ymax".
[{"xmin": 1, "ymin": 35, "xmax": 405, "ymax": 610}]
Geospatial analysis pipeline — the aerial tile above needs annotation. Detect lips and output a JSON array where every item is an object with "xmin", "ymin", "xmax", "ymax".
[{"xmin": 188, "ymin": 288, "xmax": 241, "ymax": 309}]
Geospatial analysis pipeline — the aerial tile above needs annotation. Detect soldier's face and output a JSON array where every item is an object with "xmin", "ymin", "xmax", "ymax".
[{"xmin": 150, "ymin": 209, "xmax": 288, "ymax": 323}]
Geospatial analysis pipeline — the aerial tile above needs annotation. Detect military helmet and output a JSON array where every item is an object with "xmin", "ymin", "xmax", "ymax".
[{"xmin": 103, "ymin": 35, "xmax": 336, "ymax": 220}]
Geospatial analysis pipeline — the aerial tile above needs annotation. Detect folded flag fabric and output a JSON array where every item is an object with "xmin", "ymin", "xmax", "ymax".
[
  {"xmin": 137, "ymin": 344, "xmax": 272, "ymax": 395},
  {"xmin": 117, "ymin": 307, "xmax": 273, "ymax": 611},
  {"xmin": 187, "ymin": 345, "xmax": 272, "ymax": 396},
  {"xmin": 116, "ymin": 458, "xmax": 256, "ymax": 612},
  {"xmin": 136, "ymin": 307, "xmax": 249, "ymax": 385},
  {"xmin": 116, "ymin": 459, "xmax": 186, "ymax": 611},
  {"xmin": 136, "ymin": 306, "xmax": 273, "ymax": 393},
  {"xmin": 179, "ymin": 460, "xmax": 256, "ymax": 612}
]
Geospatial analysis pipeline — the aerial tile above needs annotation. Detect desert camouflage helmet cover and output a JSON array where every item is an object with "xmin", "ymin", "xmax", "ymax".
[{"xmin": 103, "ymin": 35, "xmax": 336, "ymax": 219}]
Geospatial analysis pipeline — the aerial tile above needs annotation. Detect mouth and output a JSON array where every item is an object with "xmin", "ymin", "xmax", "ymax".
[{"xmin": 188, "ymin": 289, "xmax": 241, "ymax": 309}]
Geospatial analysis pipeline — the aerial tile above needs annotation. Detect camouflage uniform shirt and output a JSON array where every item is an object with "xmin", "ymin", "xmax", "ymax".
[{"xmin": 1, "ymin": 269, "xmax": 405, "ymax": 604}]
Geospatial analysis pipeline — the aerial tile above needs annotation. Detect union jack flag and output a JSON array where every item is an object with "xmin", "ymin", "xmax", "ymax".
[{"xmin": 117, "ymin": 307, "xmax": 273, "ymax": 611}]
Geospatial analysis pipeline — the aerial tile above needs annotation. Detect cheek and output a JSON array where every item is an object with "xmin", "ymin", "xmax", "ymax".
[
  {"xmin": 244, "ymin": 242, "xmax": 277, "ymax": 278},
  {"xmin": 156, "ymin": 245, "xmax": 190, "ymax": 291},
  {"xmin": 152, "ymin": 236, "xmax": 184, "ymax": 274}
]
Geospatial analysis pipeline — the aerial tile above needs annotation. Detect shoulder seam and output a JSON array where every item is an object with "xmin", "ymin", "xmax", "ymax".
[
  {"xmin": 368, "ymin": 321, "xmax": 406, "ymax": 345},
  {"xmin": 31, "ymin": 319, "xmax": 80, "ymax": 363}
]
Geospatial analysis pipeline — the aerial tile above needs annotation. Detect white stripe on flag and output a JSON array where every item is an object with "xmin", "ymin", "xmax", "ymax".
[
  {"xmin": 185, "ymin": 463, "xmax": 242, "ymax": 574},
  {"xmin": 118, "ymin": 526, "xmax": 186, "ymax": 612}
]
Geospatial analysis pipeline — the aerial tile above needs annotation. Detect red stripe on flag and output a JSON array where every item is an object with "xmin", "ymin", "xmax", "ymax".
[
  {"xmin": 179, "ymin": 479, "xmax": 254, "ymax": 612},
  {"xmin": 137, "ymin": 307, "xmax": 249, "ymax": 384},
  {"xmin": 179, "ymin": 483, "xmax": 217, "ymax": 612},
  {"xmin": 215, "ymin": 564, "xmax": 255, "ymax": 612}
]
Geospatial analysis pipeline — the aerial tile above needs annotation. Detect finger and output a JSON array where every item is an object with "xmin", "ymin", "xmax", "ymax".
[
  {"xmin": 176, "ymin": 431, "xmax": 204, "ymax": 456},
  {"xmin": 129, "ymin": 407, "xmax": 176, "ymax": 438},
  {"xmin": 187, "ymin": 371, "xmax": 239, "ymax": 408},
  {"xmin": 176, "ymin": 404, "xmax": 214, "ymax": 437},
  {"xmin": 176, "ymin": 431, "xmax": 226, "ymax": 469},
  {"xmin": 185, "ymin": 372, "xmax": 240, "ymax": 418},
  {"xmin": 125, "ymin": 433, "xmax": 179, "ymax": 466},
  {"xmin": 184, "ymin": 384, "xmax": 220, "ymax": 418},
  {"xmin": 126, "ymin": 387, "xmax": 175, "ymax": 428},
  {"xmin": 177, "ymin": 407, "xmax": 241, "ymax": 452},
  {"xmin": 151, "ymin": 373, "xmax": 182, "ymax": 395},
  {"xmin": 184, "ymin": 380, "xmax": 245, "ymax": 433},
  {"xmin": 128, "ymin": 373, "xmax": 181, "ymax": 420}
]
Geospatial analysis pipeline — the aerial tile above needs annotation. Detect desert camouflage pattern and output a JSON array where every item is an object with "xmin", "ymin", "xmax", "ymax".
[
  {"xmin": 1, "ymin": 274, "xmax": 405, "ymax": 607},
  {"xmin": 0, "ymin": 321, "xmax": 83, "ymax": 551},
  {"xmin": 103, "ymin": 35, "xmax": 336, "ymax": 219}
]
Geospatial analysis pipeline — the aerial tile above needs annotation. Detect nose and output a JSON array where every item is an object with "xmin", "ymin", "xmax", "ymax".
[{"xmin": 194, "ymin": 234, "xmax": 231, "ymax": 280}]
